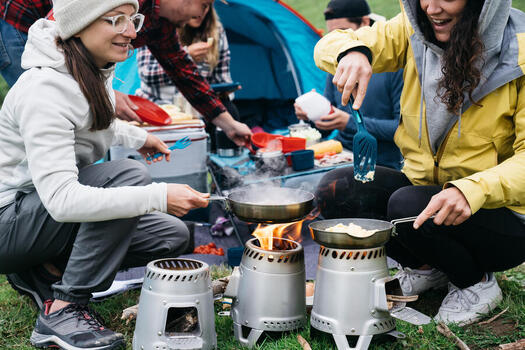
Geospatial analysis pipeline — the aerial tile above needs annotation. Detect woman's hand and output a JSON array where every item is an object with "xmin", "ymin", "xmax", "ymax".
[
  {"xmin": 294, "ymin": 104, "xmax": 308, "ymax": 121},
  {"xmin": 137, "ymin": 134, "xmax": 170, "ymax": 164},
  {"xmin": 166, "ymin": 184, "xmax": 209, "ymax": 217},
  {"xmin": 114, "ymin": 90, "xmax": 142, "ymax": 122},
  {"xmin": 187, "ymin": 42, "xmax": 211, "ymax": 62},
  {"xmin": 413, "ymin": 187, "xmax": 472, "ymax": 229},
  {"xmin": 315, "ymin": 107, "xmax": 350, "ymax": 131},
  {"xmin": 332, "ymin": 51, "xmax": 372, "ymax": 109}
]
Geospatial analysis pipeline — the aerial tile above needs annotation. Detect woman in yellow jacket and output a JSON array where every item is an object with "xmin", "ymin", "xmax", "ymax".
[{"xmin": 314, "ymin": 0, "xmax": 525, "ymax": 326}]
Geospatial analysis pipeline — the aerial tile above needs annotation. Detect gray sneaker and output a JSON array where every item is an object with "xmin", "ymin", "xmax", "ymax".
[{"xmin": 30, "ymin": 302, "xmax": 125, "ymax": 349}]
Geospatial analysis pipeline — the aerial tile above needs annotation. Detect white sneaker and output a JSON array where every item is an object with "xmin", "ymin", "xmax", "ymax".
[
  {"xmin": 395, "ymin": 267, "xmax": 449, "ymax": 296},
  {"xmin": 434, "ymin": 273, "xmax": 503, "ymax": 326}
]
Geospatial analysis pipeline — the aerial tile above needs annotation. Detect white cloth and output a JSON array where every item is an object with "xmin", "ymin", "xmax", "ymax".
[{"xmin": 0, "ymin": 20, "xmax": 167, "ymax": 221}]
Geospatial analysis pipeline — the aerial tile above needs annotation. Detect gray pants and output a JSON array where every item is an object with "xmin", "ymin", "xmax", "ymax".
[{"xmin": 0, "ymin": 159, "xmax": 189, "ymax": 304}]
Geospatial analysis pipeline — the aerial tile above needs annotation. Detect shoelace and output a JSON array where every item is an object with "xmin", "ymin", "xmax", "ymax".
[
  {"xmin": 397, "ymin": 268, "xmax": 418, "ymax": 294},
  {"xmin": 64, "ymin": 304, "xmax": 106, "ymax": 331},
  {"xmin": 442, "ymin": 283, "xmax": 480, "ymax": 310}
]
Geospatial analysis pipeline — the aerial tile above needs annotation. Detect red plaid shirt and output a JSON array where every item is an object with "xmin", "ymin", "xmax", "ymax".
[{"xmin": 1, "ymin": 0, "xmax": 225, "ymax": 121}]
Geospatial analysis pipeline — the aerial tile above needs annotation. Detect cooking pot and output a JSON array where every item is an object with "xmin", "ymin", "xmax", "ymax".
[
  {"xmin": 309, "ymin": 216, "xmax": 425, "ymax": 249},
  {"xmin": 210, "ymin": 187, "xmax": 315, "ymax": 223},
  {"xmin": 249, "ymin": 150, "xmax": 287, "ymax": 174}
]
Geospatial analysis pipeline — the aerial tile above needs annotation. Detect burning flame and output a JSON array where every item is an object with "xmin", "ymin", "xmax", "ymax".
[{"xmin": 252, "ymin": 208, "xmax": 320, "ymax": 250}]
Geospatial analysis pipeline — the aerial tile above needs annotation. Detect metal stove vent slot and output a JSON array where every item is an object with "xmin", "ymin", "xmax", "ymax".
[
  {"xmin": 311, "ymin": 315, "xmax": 333, "ymax": 330},
  {"xmin": 372, "ymin": 319, "xmax": 396, "ymax": 332},
  {"xmin": 263, "ymin": 319, "xmax": 303, "ymax": 330}
]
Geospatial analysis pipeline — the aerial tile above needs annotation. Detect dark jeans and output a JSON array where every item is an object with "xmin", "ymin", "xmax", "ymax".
[
  {"xmin": 316, "ymin": 166, "xmax": 525, "ymax": 288},
  {"xmin": 0, "ymin": 20, "xmax": 27, "ymax": 86},
  {"xmin": 0, "ymin": 159, "xmax": 189, "ymax": 303}
]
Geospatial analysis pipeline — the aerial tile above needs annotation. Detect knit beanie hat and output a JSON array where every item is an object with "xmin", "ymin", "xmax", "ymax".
[{"xmin": 53, "ymin": 0, "xmax": 139, "ymax": 40}]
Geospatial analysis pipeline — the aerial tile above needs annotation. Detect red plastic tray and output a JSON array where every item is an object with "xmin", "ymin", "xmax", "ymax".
[{"xmin": 128, "ymin": 95, "xmax": 172, "ymax": 126}]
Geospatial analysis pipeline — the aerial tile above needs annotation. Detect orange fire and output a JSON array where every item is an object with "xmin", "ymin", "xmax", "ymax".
[{"xmin": 252, "ymin": 208, "xmax": 320, "ymax": 250}]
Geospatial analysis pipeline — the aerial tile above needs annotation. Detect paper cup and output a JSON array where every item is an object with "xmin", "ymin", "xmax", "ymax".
[{"xmin": 295, "ymin": 91, "xmax": 331, "ymax": 121}]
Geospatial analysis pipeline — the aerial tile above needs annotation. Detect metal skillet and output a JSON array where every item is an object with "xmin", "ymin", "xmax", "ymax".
[
  {"xmin": 309, "ymin": 217, "xmax": 426, "ymax": 249},
  {"xmin": 209, "ymin": 187, "xmax": 315, "ymax": 223}
]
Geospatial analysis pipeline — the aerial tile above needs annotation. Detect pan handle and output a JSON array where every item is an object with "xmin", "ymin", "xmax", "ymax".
[
  {"xmin": 390, "ymin": 215, "xmax": 435, "ymax": 236},
  {"xmin": 208, "ymin": 195, "xmax": 227, "ymax": 201},
  {"xmin": 390, "ymin": 215, "xmax": 435, "ymax": 226}
]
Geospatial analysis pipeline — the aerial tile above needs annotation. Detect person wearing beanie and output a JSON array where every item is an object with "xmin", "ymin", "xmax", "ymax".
[
  {"xmin": 0, "ymin": 0, "xmax": 252, "ymax": 145},
  {"xmin": 0, "ymin": 1, "xmax": 211, "ymax": 349},
  {"xmin": 295, "ymin": 0, "xmax": 403, "ymax": 172}
]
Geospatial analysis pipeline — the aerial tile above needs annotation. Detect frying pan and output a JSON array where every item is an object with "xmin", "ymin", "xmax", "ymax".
[
  {"xmin": 309, "ymin": 216, "xmax": 426, "ymax": 249},
  {"xmin": 210, "ymin": 187, "xmax": 314, "ymax": 223}
]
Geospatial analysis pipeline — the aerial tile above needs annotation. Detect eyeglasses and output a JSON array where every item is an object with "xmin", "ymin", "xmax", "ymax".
[{"xmin": 101, "ymin": 13, "xmax": 145, "ymax": 34}]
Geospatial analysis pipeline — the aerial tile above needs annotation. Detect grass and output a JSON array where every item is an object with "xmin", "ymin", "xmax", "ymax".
[{"xmin": 1, "ymin": 265, "xmax": 523, "ymax": 349}]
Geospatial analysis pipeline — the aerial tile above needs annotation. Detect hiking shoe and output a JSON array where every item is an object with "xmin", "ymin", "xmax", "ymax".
[
  {"xmin": 394, "ymin": 267, "xmax": 449, "ymax": 296},
  {"xmin": 30, "ymin": 302, "xmax": 125, "ymax": 350},
  {"xmin": 7, "ymin": 267, "xmax": 57, "ymax": 309},
  {"xmin": 434, "ymin": 273, "xmax": 503, "ymax": 326}
]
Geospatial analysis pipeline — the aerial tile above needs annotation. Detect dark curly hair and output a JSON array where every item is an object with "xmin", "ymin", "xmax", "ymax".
[{"xmin": 417, "ymin": 0, "xmax": 485, "ymax": 114}]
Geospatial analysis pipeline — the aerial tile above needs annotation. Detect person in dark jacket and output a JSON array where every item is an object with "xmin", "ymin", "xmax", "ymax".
[{"xmin": 295, "ymin": 0, "xmax": 403, "ymax": 170}]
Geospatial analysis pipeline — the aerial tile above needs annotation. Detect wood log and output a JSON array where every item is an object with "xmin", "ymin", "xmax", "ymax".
[
  {"xmin": 437, "ymin": 322, "xmax": 470, "ymax": 350},
  {"xmin": 297, "ymin": 335, "xmax": 312, "ymax": 350},
  {"xmin": 499, "ymin": 339, "xmax": 525, "ymax": 349}
]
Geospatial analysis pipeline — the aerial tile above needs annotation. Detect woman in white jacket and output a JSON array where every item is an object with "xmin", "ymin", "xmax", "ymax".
[{"xmin": 0, "ymin": 0, "xmax": 209, "ymax": 349}]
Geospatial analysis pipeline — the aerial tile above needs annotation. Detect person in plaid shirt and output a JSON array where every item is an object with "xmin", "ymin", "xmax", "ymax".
[
  {"xmin": 136, "ymin": 5, "xmax": 240, "ymax": 150},
  {"xmin": 0, "ymin": 0, "xmax": 251, "ymax": 145}
]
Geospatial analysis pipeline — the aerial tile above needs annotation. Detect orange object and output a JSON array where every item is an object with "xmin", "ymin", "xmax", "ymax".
[
  {"xmin": 251, "ymin": 132, "xmax": 282, "ymax": 149},
  {"xmin": 282, "ymin": 137, "xmax": 306, "ymax": 154},
  {"xmin": 315, "ymin": 151, "xmax": 336, "ymax": 159},
  {"xmin": 193, "ymin": 242, "xmax": 225, "ymax": 256}
]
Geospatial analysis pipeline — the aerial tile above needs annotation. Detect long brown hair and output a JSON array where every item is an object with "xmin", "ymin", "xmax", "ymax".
[
  {"xmin": 417, "ymin": 0, "xmax": 485, "ymax": 114},
  {"xmin": 56, "ymin": 37, "xmax": 115, "ymax": 131},
  {"xmin": 178, "ymin": 6, "xmax": 220, "ymax": 69}
]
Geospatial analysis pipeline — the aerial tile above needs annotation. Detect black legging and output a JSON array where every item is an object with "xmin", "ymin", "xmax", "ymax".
[{"xmin": 316, "ymin": 166, "xmax": 525, "ymax": 288}]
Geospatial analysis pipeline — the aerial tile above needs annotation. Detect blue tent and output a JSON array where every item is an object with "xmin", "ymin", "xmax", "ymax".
[{"xmin": 113, "ymin": 0, "xmax": 325, "ymax": 128}]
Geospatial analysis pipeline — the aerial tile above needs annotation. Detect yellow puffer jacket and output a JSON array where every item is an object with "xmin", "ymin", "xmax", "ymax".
[{"xmin": 314, "ymin": 3, "xmax": 525, "ymax": 216}]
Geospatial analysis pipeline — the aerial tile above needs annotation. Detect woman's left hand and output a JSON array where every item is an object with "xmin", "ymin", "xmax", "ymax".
[
  {"xmin": 413, "ymin": 187, "xmax": 472, "ymax": 229},
  {"xmin": 137, "ymin": 134, "xmax": 170, "ymax": 164},
  {"xmin": 315, "ymin": 107, "xmax": 350, "ymax": 131}
]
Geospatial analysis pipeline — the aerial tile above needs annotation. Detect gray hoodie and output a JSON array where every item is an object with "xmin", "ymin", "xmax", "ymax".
[
  {"xmin": 0, "ymin": 19, "xmax": 168, "ymax": 221},
  {"xmin": 401, "ymin": 0, "xmax": 520, "ymax": 153}
]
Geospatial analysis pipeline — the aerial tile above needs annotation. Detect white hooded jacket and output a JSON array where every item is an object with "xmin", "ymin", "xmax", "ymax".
[{"xmin": 0, "ymin": 19, "xmax": 167, "ymax": 222}]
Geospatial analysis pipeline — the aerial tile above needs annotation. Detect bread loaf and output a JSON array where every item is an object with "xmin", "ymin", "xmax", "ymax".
[{"xmin": 307, "ymin": 140, "xmax": 343, "ymax": 157}]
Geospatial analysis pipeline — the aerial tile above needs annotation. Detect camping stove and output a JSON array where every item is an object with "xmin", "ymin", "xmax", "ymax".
[
  {"xmin": 224, "ymin": 237, "xmax": 306, "ymax": 348},
  {"xmin": 311, "ymin": 245, "xmax": 430, "ymax": 350},
  {"xmin": 133, "ymin": 258, "xmax": 216, "ymax": 350}
]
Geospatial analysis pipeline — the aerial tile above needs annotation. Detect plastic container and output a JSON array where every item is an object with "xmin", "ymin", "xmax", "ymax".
[
  {"xmin": 295, "ymin": 91, "xmax": 331, "ymax": 121},
  {"xmin": 290, "ymin": 149, "xmax": 315, "ymax": 171},
  {"xmin": 227, "ymin": 246, "xmax": 245, "ymax": 267},
  {"xmin": 251, "ymin": 132, "xmax": 282, "ymax": 150}
]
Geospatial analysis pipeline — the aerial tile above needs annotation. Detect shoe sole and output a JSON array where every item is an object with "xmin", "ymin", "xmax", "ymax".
[
  {"xmin": 31, "ymin": 331, "xmax": 125, "ymax": 350},
  {"xmin": 6, "ymin": 274, "xmax": 43, "ymax": 310}
]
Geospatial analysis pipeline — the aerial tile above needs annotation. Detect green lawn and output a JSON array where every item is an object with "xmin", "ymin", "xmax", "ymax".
[{"xmin": 1, "ymin": 267, "xmax": 524, "ymax": 349}]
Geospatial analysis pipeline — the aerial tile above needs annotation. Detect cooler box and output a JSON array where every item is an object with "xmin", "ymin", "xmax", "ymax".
[{"xmin": 109, "ymin": 122, "xmax": 209, "ymax": 192}]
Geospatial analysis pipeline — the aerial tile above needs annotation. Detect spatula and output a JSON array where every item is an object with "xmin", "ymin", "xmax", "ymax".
[{"xmin": 349, "ymin": 95, "xmax": 377, "ymax": 182}]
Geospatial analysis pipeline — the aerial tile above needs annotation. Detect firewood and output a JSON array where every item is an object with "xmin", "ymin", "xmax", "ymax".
[
  {"xmin": 121, "ymin": 304, "xmax": 139, "ymax": 324},
  {"xmin": 212, "ymin": 276, "xmax": 230, "ymax": 295},
  {"xmin": 478, "ymin": 307, "xmax": 509, "ymax": 326},
  {"xmin": 386, "ymin": 294, "xmax": 418, "ymax": 302},
  {"xmin": 499, "ymin": 339, "xmax": 525, "ymax": 349},
  {"xmin": 437, "ymin": 322, "xmax": 470, "ymax": 350},
  {"xmin": 297, "ymin": 335, "xmax": 312, "ymax": 350}
]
